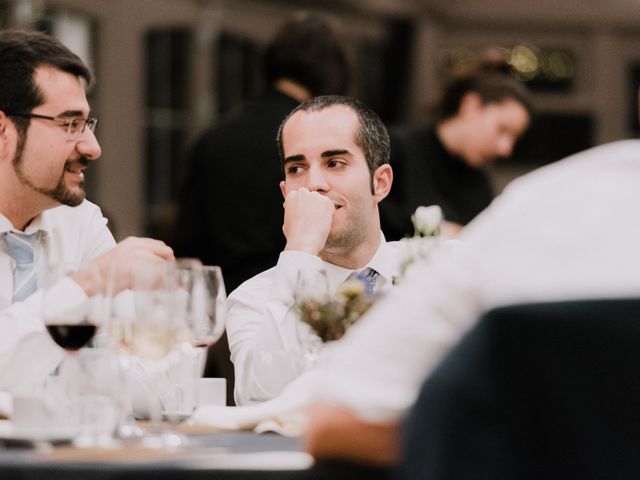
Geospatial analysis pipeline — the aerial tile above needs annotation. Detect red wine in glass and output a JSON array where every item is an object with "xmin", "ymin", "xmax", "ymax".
[{"xmin": 46, "ymin": 323, "xmax": 98, "ymax": 351}]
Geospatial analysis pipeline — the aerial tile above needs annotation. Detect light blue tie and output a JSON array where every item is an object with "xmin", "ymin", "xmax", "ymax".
[
  {"xmin": 3, "ymin": 231, "xmax": 41, "ymax": 303},
  {"xmin": 353, "ymin": 267, "xmax": 379, "ymax": 297}
]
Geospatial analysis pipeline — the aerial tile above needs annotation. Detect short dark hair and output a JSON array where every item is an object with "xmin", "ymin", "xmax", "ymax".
[
  {"xmin": 277, "ymin": 95, "xmax": 390, "ymax": 182},
  {"xmin": 0, "ymin": 30, "xmax": 93, "ymax": 137},
  {"xmin": 433, "ymin": 59, "xmax": 533, "ymax": 122},
  {"xmin": 263, "ymin": 12, "xmax": 349, "ymax": 96}
]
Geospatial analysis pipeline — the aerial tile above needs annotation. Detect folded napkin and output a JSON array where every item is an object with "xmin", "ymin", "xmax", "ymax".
[{"xmin": 192, "ymin": 370, "xmax": 320, "ymax": 437}]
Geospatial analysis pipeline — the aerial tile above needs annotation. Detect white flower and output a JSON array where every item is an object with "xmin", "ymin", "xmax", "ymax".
[
  {"xmin": 412, "ymin": 205, "xmax": 443, "ymax": 237},
  {"xmin": 398, "ymin": 205, "xmax": 445, "ymax": 278}
]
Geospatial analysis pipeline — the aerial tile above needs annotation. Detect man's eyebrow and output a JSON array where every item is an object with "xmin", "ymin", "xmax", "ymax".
[
  {"xmin": 56, "ymin": 110, "xmax": 87, "ymax": 118},
  {"xmin": 283, "ymin": 154, "xmax": 305, "ymax": 165},
  {"xmin": 321, "ymin": 149, "xmax": 351, "ymax": 158}
]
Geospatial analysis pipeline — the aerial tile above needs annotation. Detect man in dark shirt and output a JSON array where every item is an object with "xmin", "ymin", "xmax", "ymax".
[
  {"xmin": 174, "ymin": 13, "xmax": 349, "ymax": 294},
  {"xmin": 173, "ymin": 13, "xmax": 349, "ymax": 402}
]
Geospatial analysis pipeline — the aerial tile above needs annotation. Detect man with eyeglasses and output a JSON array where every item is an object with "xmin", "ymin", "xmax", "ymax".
[{"xmin": 0, "ymin": 30, "xmax": 174, "ymax": 391}]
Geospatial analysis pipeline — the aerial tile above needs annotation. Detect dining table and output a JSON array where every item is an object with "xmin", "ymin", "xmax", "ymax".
[{"xmin": 0, "ymin": 422, "xmax": 394, "ymax": 480}]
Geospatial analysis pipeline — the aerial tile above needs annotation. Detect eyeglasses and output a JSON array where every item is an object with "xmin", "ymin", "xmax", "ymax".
[{"xmin": 6, "ymin": 112, "xmax": 98, "ymax": 139}]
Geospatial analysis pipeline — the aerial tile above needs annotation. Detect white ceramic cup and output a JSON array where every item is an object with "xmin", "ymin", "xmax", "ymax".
[{"xmin": 194, "ymin": 378, "xmax": 226, "ymax": 407}]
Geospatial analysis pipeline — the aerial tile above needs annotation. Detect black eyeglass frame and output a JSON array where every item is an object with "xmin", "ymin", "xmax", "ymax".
[{"xmin": 4, "ymin": 111, "xmax": 98, "ymax": 137}]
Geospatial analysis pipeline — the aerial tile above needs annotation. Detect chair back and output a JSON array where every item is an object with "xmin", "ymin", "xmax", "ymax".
[{"xmin": 400, "ymin": 298, "xmax": 640, "ymax": 480}]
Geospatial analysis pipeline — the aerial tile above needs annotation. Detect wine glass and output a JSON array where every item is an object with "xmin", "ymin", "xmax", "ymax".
[
  {"xmin": 293, "ymin": 269, "xmax": 330, "ymax": 371},
  {"xmin": 129, "ymin": 259, "xmax": 191, "ymax": 449},
  {"xmin": 188, "ymin": 265, "xmax": 227, "ymax": 349},
  {"xmin": 39, "ymin": 262, "xmax": 105, "ymax": 445},
  {"xmin": 161, "ymin": 262, "xmax": 226, "ymax": 418},
  {"xmin": 41, "ymin": 263, "xmax": 103, "ymax": 395},
  {"xmin": 105, "ymin": 261, "xmax": 144, "ymax": 440}
]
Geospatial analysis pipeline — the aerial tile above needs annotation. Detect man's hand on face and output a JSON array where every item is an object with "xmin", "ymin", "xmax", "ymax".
[
  {"xmin": 282, "ymin": 188, "xmax": 335, "ymax": 256},
  {"xmin": 70, "ymin": 236, "xmax": 175, "ymax": 296}
]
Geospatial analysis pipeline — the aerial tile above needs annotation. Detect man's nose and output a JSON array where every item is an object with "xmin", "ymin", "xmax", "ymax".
[
  {"xmin": 305, "ymin": 165, "xmax": 330, "ymax": 192},
  {"xmin": 76, "ymin": 128, "xmax": 102, "ymax": 160}
]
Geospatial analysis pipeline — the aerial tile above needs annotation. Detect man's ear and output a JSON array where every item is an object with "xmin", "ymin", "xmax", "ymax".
[
  {"xmin": 279, "ymin": 180, "xmax": 287, "ymax": 199},
  {"xmin": 0, "ymin": 111, "xmax": 15, "ymax": 162},
  {"xmin": 372, "ymin": 164, "xmax": 393, "ymax": 203},
  {"xmin": 458, "ymin": 92, "xmax": 483, "ymax": 116},
  {"xmin": 0, "ymin": 111, "xmax": 8, "ymax": 138}
]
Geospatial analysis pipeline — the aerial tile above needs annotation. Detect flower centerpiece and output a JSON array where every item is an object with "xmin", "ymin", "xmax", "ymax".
[
  {"xmin": 294, "ymin": 205, "xmax": 444, "ymax": 346},
  {"xmin": 398, "ymin": 205, "xmax": 444, "ymax": 277},
  {"xmin": 295, "ymin": 275, "xmax": 374, "ymax": 343}
]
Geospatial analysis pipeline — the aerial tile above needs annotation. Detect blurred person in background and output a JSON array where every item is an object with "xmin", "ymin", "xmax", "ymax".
[
  {"xmin": 173, "ymin": 12, "xmax": 350, "ymax": 403},
  {"xmin": 0, "ymin": 30, "xmax": 173, "ymax": 391},
  {"xmin": 381, "ymin": 57, "xmax": 532, "ymax": 240}
]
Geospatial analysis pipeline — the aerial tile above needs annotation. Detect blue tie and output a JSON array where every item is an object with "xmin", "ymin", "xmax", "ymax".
[
  {"xmin": 3, "ymin": 231, "xmax": 41, "ymax": 303},
  {"xmin": 353, "ymin": 267, "xmax": 379, "ymax": 296}
]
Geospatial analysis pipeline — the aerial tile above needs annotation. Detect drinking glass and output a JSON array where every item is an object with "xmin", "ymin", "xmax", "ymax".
[
  {"xmin": 73, "ymin": 348, "xmax": 122, "ymax": 449},
  {"xmin": 129, "ymin": 260, "xmax": 191, "ymax": 449}
]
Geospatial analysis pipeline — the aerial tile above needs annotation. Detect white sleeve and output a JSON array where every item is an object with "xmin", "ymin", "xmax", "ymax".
[
  {"xmin": 0, "ymin": 204, "xmax": 116, "ymax": 392},
  {"xmin": 0, "ymin": 277, "xmax": 87, "ymax": 391},
  {"xmin": 317, "ymin": 245, "xmax": 480, "ymax": 422},
  {"xmin": 77, "ymin": 204, "xmax": 117, "ymax": 264},
  {"xmin": 227, "ymin": 250, "xmax": 325, "ymax": 404}
]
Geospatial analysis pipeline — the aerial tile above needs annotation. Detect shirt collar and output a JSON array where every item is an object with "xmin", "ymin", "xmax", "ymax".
[
  {"xmin": 318, "ymin": 232, "xmax": 399, "ymax": 289},
  {"xmin": 0, "ymin": 210, "xmax": 55, "ymax": 238},
  {"xmin": 364, "ymin": 232, "xmax": 398, "ymax": 283},
  {"xmin": 0, "ymin": 213, "xmax": 12, "ymax": 234}
]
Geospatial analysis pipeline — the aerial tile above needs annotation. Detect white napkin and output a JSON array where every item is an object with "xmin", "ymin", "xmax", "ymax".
[{"xmin": 192, "ymin": 370, "xmax": 320, "ymax": 437}]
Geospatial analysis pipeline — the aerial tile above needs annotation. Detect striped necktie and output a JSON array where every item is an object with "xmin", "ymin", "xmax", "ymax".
[
  {"xmin": 3, "ymin": 231, "xmax": 41, "ymax": 303},
  {"xmin": 352, "ymin": 267, "xmax": 379, "ymax": 296}
]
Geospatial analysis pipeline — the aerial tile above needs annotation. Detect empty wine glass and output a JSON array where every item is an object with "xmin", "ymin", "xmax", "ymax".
[
  {"xmin": 160, "ymin": 262, "xmax": 226, "ymax": 421},
  {"xmin": 105, "ymin": 261, "xmax": 143, "ymax": 440},
  {"xmin": 293, "ymin": 269, "xmax": 330, "ymax": 371},
  {"xmin": 129, "ymin": 259, "xmax": 191, "ymax": 449},
  {"xmin": 189, "ymin": 265, "xmax": 227, "ymax": 349}
]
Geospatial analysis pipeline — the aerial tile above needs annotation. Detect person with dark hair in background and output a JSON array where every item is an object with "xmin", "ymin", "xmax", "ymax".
[
  {"xmin": 173, "ymin": 12, "xmax": 349, "ymax": 403},
  {"xmin": 175, "ymin": 11, "xmax": 349, "ymax": 295},
  {"xmin": 381, "ymin": 58, "xmax": 532, "ymax": 240}
]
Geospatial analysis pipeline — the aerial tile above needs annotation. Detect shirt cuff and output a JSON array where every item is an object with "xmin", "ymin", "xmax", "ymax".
[
  {"xmin": 268, "ymin": 250, "xmax": 324, "ymax": 301},
  {"xmin": 41, "ymin": 276, "xmax": 90, "ymax": 320}
]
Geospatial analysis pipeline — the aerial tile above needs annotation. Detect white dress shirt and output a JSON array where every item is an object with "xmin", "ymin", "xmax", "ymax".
[
  {"xmin": 318, "ymin": 140, "xmax": 640, "ymax": 422},
  {"xmin": 0, "ymin": 200, "xmax": 115, "ymax": 391},
  {"xmin": 227, "ymin": 233, "xmax": 400, "ymax": 405}
]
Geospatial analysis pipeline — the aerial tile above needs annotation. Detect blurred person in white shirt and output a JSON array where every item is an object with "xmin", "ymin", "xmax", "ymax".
[{"xmin": 305, "ymin": 138, "xmax": 640, "ymax": 465}]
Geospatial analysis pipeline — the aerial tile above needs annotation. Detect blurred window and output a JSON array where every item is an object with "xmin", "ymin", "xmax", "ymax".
[
  {"xmin": 629, "ymin": 62, "xmax": 640, "ymax": 134},
  {"xmin": 145, "ymin": 28, "xmax": 191, "ymax": 237},
  {"xmin": 0, "ymin": 1, "xmax": 9, "ymax": 28}
]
